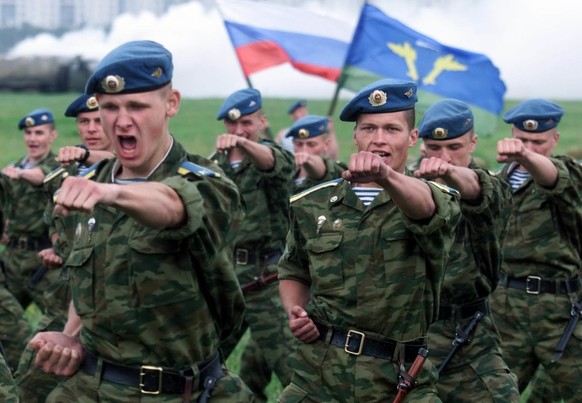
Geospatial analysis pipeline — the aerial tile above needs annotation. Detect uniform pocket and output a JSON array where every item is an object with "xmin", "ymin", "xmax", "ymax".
[
  {"xmin": 65, "ymin": 246, "xmax": 95, "ymax": 316},
  {"xmin": 306, "ymin": 232, "xmax": 343, "ymax": 292},
  {"xmin": 127, "ymin": 237, "xmax": 197, "ymax": 308}
]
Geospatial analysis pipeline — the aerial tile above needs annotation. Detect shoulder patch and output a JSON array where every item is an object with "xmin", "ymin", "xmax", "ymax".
[
  {"xmin": 43, "ymin": 166, "xmax": 67, "ymax": 184},
  {"xmin": 428, "ymin": 180, "xmax": 460, "ymax": 196},
  {"xmin": 290, "ymin": 178, "xmax": 342, "ymax": 203},
  {"xmin": 178, "ymin": 161, "xmax": 221, "ymax": 178}
]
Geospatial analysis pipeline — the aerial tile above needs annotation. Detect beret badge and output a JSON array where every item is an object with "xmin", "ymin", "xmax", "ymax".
[
  {"xmin": 86, "ymin": 96, "xmax": 99, "ymax": 110},
  {"xmin": 101, "ymin": 75, "xmax": 125, "ymax": 94},
  {"xmin": 523, "ymin": 119, "xmax": 538, "ymax": 131},
  {"xmin": 24, "ymin": 117, "xmax": 35, "ymax": 127},
  {"xmin": 298, "ymin": 128, "xmax": 309, "ymax": 138},
  {"xmin": 368, "ymin": 90, "xmax": 387, "ymax": 107},
  {"xmin": 404, "ymin": 88, "xmax": 414, "ymax": 98},
  {"xmin": 432, "ymin": 127, "xmax": 448, "ymax": 139},
  {"xmin": 151, "ymin": 67, "xmax": 163, "ymax": 78},
  {"xmin": 227, "ymin": 108, "xmax": 241, "ymax": 121}
]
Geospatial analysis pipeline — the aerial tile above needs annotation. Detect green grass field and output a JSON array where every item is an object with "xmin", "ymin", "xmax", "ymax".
[
  {"xmin": 5, "ymin": 92, "xmax": 575, "ymax": 402},
  {"xmin": 1, "ymin": 92, "xmax": 581, "ymax": 170}
]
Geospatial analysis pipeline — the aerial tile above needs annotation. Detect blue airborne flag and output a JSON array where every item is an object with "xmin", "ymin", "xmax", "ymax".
[{"xmin": 339, "ymin": 3, "xmax": 506, "ymax": 134}]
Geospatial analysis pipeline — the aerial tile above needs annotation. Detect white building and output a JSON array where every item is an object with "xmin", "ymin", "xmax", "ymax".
[{"xmin": 0, "ymin": 0, "xmax": 191, "ymax": 29}]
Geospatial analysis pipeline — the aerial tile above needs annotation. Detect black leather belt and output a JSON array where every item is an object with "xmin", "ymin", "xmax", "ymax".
[
  {"xmin": 499, "ymin": 274, "xmax": 581, "ymax": 295},
  {"xmin": 234, "ymin": 248, "xmax": 281, "ymax": 266},
  {"xmin": 438, "ymin": 298, "xmax": 490, "ymax": 321},
  {"xmin": 81, "ymin": 351, "xmax": 223, "ymax": 395},
  {"xmin": 314, "ymin": 320, "xmax": 426, "ymax": 362},
  {"xmin": 7, "ymin": 236, "xmax": 51, "ymax": 251}
]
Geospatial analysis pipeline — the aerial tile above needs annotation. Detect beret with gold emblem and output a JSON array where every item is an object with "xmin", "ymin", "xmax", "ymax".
[
  {"xmin": 503, "ymin": 98, "xmax": 564, "ymax": 133},
  {"xmin": 418, "ymin": 98, "xmax": 474, "ymax": 140},
  {"xmin": 18, "ymin": 108, "xmax": 54, "ymax": 130},
  {"xmin": 339, "ymin": 78, "xmax": 418, "ymax": 122},
  {"xmin": 85, "ymin": 40, "xmax": 173, "ymax": 95},
  {"xmin": 64, "ymin": 94, "xmax": 99, "ymax": 117},
  {"xmin": 286, "ymin": 115, "xmax": 328, "ymax": 139},
  {"xmin": 216, "ymin": 88, "xmax": 262, "ymax": 121}
]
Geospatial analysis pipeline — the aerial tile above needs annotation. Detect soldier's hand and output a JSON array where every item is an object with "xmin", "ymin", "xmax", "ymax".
[
  {"xmin": 289, "ymin": 306, "xmax": 320, "ymax": 343},
  {"xmin": 216, "ymin": 134, "xmax": 246, "ymax": 152},
  {"xmin": 57, "ymin": 146, "xmax": 86, "ymax": 167},
  {"xmin": 54, "ymin": 176, "xmax": 119, "ymax": 216},
  {"xmin": 29, "ymin": 331, "xmax": 85, "ymax": 377},
  {"xmin": 38, "ymin": 247, "xmax": 63, "ymax": 270},
  {"xmin": 1, "ymin": 166, "xmax": 22, "ymax": 180},
  {"xmin": 294, "ymin": 152, "xmax": 310, "ymax": 168},
  {"xmin": 497, "ymin": 138, "xmax": 527, "ymax": 163},
  {"xmin": 342, "ymin": 151, "xmax": 391, "ymax": 184},
  {"xmin": 414, "ymin": 157, "xmax": 451, "ymax": 180}
]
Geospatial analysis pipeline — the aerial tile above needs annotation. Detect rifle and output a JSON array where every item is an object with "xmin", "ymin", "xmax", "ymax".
[
  {"xmin": 551, "ymin": 300, "xmax": 582, "ymax": 363},
  {"xmin": 393, "ymin": 347, "xmax": 428, "ymax": 403},
  {"xmin": 437, "ymin": 310, "xmax": 484, "ymax": 374}
]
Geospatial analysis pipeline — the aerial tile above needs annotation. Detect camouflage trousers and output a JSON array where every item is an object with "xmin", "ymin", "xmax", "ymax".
[
  {"xmin": 490, "ymin": 286, "xmax": 582, "ymax": 402},
  {"xmin": 2, "ymin": 246, "xmax": 60, "ymax": 312},
  {"xmin": 427, "ymin": 313, "xmax": 519, "ymax": 402},
  {"xmin": 278, "ymin": 338, "xmax": 441, "ymax": 402},
  {"xmin": 0, "ymin": 285, "xmax": 32, "ymax": 370},
  {"xmin": 221, "ymin": 280, "xmax": 297, "ymax": 401},
  {"xmin": 0, "ymin": 351, "xmax": 17, "ymax": 403},
  {"xmin": 525, "ymin": 365, "xmax": 560, "ymax": 403},
  {"xmin": 46, "ymin": 364, "xmax": 253, "ymax": 402}
]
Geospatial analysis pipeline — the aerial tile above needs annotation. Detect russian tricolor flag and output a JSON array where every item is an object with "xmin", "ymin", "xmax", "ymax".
[{"xmin": 217, "ymin": 0, "xmax": 352, "ymax": 82}]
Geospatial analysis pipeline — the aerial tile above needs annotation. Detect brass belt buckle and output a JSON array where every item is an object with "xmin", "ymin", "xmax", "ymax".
[
  {"xmin": 236, "ymin": 248, "xmax": 249, "ymax": 265},
  {"xmin": 344, "ymin": 329, "xmax": 365, "ymax": 355},
  {"xmin": 140, "ymin": 365, "xmax": 163, "ymax": 394},
  {"xmin": 526, "ymin": 275, "xmax": 542, "ymax": 295}
]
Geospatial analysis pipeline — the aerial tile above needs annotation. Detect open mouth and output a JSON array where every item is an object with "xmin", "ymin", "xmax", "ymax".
[
  {"xmin": 372, "ymin": 151, "xmax": 389, "ymax": 158},
  {"xmin": 118, "ymin": 135, "xmax": 137, "ymax": 152}
]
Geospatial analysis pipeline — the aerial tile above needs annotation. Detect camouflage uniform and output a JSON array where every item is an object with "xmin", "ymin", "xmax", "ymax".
[
  {"xmin": 490, "ymin": 156, "xmax": 582, "ymax": 401},
  {"xmin": 278, "ymin": 177, "xmax": 461, "ymax": 402},
  {"xmin": 214, "ymin": 139, "xmax": 297, "ymax": 400},
  {"xmin": 15, "ymin": 164, "xmax": 84, "ymax": 402},
  {"xmin": 426, "ymin": 168, "xmax": 520, "ymax": 402},
  {"xmin": 292, "ymin": 158, "xmax": 347, "ymax": 195},
  {"xmin": 47, "ymin": 140, "xmax": 252, "ymax": 402},
  {"xmin": 0, "ymin": 283, "xmax": 32, "ymax": 371},
  {"xmin": 0, "ymin": 152, "xmax": 60, "ymax": 312},
  {"xmin": 0, "ymin": 349, "xmax": 17, "ymax": 403}
]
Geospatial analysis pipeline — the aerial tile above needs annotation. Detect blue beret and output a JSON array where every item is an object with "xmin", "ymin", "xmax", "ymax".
[
  {"xmin": 503, "ymin": 98, "xmax": 564, "ymax": 133},
  {"xmin": 418, "ymin": 99, "xmax": 474, "ymax": 140},
  {"xmin": 18, "ymin": 108, "xmax": 54, "ymax": 130},
  {"xmin": 339, "ymin": 78, "xmax": 418, "ymax": 122},
  {"xmin": 85, "ymin": 40, "xmax": 173, "ymax": 95},
  {"xmin": 216, "ymin": 88, "xmax": 262, "ymax": 120},
  {"xmin": 286, "ymin": 115, "xmax": 328, "ymax": 139},
  {"xmin": 64, "ymin": 94, "xmax": 99, "ymax": 117},
  {"xmin": 288, "ymin": 99, "xmax": 307, "ymax": 115}
]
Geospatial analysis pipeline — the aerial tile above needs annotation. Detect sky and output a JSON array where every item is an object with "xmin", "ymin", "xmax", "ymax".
[{"xmin": 6, "ymin": 0, "xmax": 582, "ymax": 101}]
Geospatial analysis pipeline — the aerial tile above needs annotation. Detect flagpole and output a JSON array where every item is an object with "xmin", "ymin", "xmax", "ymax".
[{"xmin": 326, "ymin": 0, "xmax": 368, "ymax": 117}]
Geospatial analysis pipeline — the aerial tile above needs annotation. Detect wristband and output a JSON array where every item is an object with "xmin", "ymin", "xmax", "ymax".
[{"xmin": 76, "ymin": 144, "xmax": 90, "ymax": 164}]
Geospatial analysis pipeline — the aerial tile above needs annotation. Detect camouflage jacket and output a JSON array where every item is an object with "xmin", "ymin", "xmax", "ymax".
[
  {"xmin": 497, "ymin": 155, "xmax": 582, "ymax": 278},
  {"xmin": 1, "ymin": 152, "xmax": 59, "ymax": 240},
  {"xmin": 278, "ymin": 177, "xmax": 461, "ymax": 341},
  {"xmin": 292, "ymin": 158, "xmax": 347, "ymax": 195},
  {"xmin": 439, "ymin": 168, "xmax": 513, "ymax": 304},
  {"xmin": 63, "ymin": 139, "xmax": 245, "ymax": 367}
]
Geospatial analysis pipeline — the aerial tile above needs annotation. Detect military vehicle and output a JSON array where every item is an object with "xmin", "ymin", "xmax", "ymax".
[{"xmin": 0, "ymin": 55, "xmax": 96, "ymax": 93}]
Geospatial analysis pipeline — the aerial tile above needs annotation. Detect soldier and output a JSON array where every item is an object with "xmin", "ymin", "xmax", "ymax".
[
  {"xmin": 414, "ymin": 98, "xmax": 519, "ymax": 402},
  {"xmin": 275, "ymin": 99, "xmax": 309, "ymax": 154},
  {"xmin": 0, "ymin": 108, "xmax": 60, "ymax": 313},
  {"xmin": 15, "ymin": 93, "xmax": 114, "ymax": 402},
  {"xmin": 287, "ymin": 114, "xmax": 347, "ymax": 194},
  {"xmin": 27, "ymin": 40, "xmax": 252, "ymax": 402},
  {"xmin": 213, "ymin": 88, "xmax": 297, "ymax": 402},
  {"xmin": 278, "ymin": 78, "xmax": 461, "ymax": 402},
  {"xmin": 490, "ymin": 98, "xmax": 582, "ymax": 401}
]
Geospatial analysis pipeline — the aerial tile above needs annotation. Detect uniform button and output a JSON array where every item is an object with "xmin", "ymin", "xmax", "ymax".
[{"xmin": 330, "ymin": 196, "xmax": 338, "ymax": 202}]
